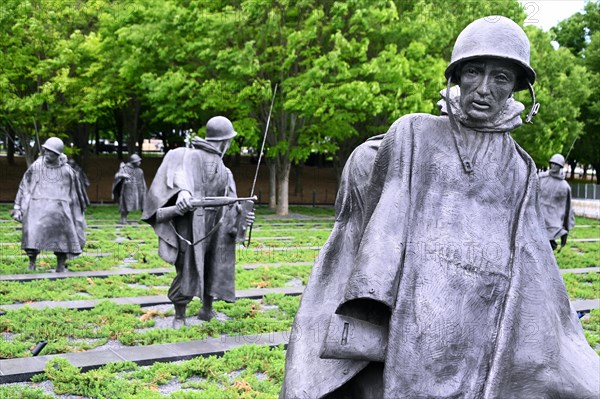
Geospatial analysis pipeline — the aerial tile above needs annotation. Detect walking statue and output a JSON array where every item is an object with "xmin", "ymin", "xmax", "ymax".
[
  {"xmin": 12, "ymin": 137, "xmax": 89, "ymax": 272},
  {"xmin": 281, "ymin": 16, "xmax": 599, "ymax": 398},
  {"xmin": 112, "ymin": 153, "xmax": 147, "ymax": 224},
  {"xmin": 142, "ymin": 116, "xmax": 255, "ymax": 328},
  {"xmin": 539, "ymin": 154, "xmax": 575, "ymax": 251}
]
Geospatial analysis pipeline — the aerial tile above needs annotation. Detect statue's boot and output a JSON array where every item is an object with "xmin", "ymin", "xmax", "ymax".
[
  {"xmin": 172, "ymin": 304, "xmax": 187, "ymax": 328},
  {"xmin": 27, "ymin": 253, "xmax": 37, "ymax": 271},
  {"xmin": 55, "ymin": 253, "xmax": 67, "ymax": 273},
  {"xmin": 119, "ymin": 213, "xmax": 128, "ymax": 225},
  {"xmin": 197, "ymin": 296, "xmax": 216, "ymax": 321}
]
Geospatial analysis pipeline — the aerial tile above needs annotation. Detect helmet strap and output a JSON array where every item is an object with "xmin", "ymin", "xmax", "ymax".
[
  {"xmin": 445, "ymin": 77, "xmax": 474, "ymax": 174},
  {"xmin": 525, "ymin": 81, "xmax": 540, "ymax": 123}
]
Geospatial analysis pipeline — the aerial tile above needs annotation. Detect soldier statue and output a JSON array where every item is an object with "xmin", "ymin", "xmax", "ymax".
[
  {"xmin": 281, "ymin": 16, "xmax": 599, "ymax": 398},
  {"xmin": 142, "ymin": 116, "xmax": 254, "ymax": 328},
  {"xmin": 539, "ymin": 154, "xmax": 575, "ymax": 251},
  {"xmin": 12, "ymin": 137, "xmax": 88, "ymax": 272},
  {"xmin": 112, "ymin": 153, "xmax": 147, "ymax": 224}
]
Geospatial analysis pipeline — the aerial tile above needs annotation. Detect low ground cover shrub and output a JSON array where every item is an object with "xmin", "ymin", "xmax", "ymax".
[
  {"xmin": 0, "ymin": 295, "xmax": 299, "ymax": 358},
  {"xmin": 19, "ymin": 344, "xmax": 286, "ymax": 399}
]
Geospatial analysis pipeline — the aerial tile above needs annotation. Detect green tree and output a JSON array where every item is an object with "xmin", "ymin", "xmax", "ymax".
[
  {"xmin": 0, "ymin": 0, "xmax": 66, "ymax": 165},
  {"xmin": 551, "ymin": 0, "xmax": 600, "ymax": 182},
  {"xmin": 511, "ymin": 26, "xmax": 592, "ymax": 167},
  {"xmin": 0, "ymin": 0, "xmax": 109, "ymax": 166}
]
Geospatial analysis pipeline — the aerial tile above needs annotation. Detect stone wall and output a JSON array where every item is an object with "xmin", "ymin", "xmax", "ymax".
[{"xmin": 0, "ymin": 155, "xmax": 339, "ymax": 206}]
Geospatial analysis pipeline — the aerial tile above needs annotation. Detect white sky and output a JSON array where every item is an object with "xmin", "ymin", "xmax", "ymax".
[{"xmin": 518, "ymin": 0, "xmax": 587, "ymax": 30}]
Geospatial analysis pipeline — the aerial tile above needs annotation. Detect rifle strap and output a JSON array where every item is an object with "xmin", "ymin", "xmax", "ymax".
[{"xmin": 169, "ymin": 209, "xmax": 224, "ymax": 247}]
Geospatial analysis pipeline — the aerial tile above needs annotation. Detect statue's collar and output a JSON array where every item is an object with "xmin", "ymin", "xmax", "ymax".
[{"xmin": 441, "ymin": 87, "xmax": 525, "ymax": 133}]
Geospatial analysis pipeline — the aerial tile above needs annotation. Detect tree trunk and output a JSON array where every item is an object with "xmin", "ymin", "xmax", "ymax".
[
  {"xmin": 294, "ymin": 161, "xmax": 304, "ymax": 196},
  {"xmin": 276, "ymin": 160, "xmax": 291, "ymax": 216},
  {"xmin": 114, "ymin": 110, "xmax": 124, "ymax": 160},
  {"xmin": 568, "ymin": 159, "xmax": 577, "ymax": 180},
  {"xmin": 6, "ymin": 130, "xmax": 15, "ymax": 165},
  {"xmin": 72, "ymin": 123, "xmax": 90, "ymax": 168},
  {"xmin": 123, "ymin": 97, "xmax": 141, "ymax": 156},
  {"xmin": 267, "ymin": 159, "xmax": 277, "ymax": 209},
  {"xmin": 94, "ymin": 123, "xmax": 100, "ymax": 154},
  {"xmin": 20, "ymin": 131, "xmax": 38, "ymax": 167},
  {"xmin": 592, "ymin": 162, "xmax": 600, "ymax": 184}
]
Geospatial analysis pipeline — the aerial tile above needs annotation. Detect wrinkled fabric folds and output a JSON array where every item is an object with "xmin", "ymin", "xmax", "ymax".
[
  {"xmin": 112, "ymin": 163, "xmax": 147, "ymax": 213},
  {"xmin": 142, "ymin": 146, "xmax": 239, "ymax": 302},
  {"xmin": 281, "ymin": 113, "xmax": 599, "ymax": 398},
  {"xmin": 538, "ymin": 170, "xmax": 575, "ymax": 241},
  {"xmin": 15, "ymin": 157, "xmax": 87, "ymax": 255}
]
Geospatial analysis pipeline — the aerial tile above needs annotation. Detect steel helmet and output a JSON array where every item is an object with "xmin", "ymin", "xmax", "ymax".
[
  {"xmin": 205, "ymin": 116, "xmax": 237, "ymax": 141},
  {"xmin": 42, "ymin": 137, "xmax": 64, "ymax": 154},
  {"xmin": 129, "ymin": 153, "xmax": 142, "ymax": 164},
  {"xmin": 445, "ymin": 16, "xmax": 536, "ymax": 92},
  {"xmin": 549, "ymin": 154, "xmax": 565, "ymax": 167}
]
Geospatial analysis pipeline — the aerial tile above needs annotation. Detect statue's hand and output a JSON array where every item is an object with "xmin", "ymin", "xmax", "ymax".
[
  {"xmin": 245, "ymin": 211, "xmax": 255, "ymax": 227},
  {"xmin": 11, "ymin": 209, "xmax": 23, "ymax": 223},
  {"xmin": 560, "ymin": 233, "xmax": 568, "ymax": 247},
  {"xmin": 176, "ymin": 190, "xmax": 193, "ymax": 213}
]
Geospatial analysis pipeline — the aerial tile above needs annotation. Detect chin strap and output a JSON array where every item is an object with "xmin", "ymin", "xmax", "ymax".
[
  {"xmin": 525, "ymin": 81, "xmax": 541, "ymax": 124},
  {"xmin": 445, "ymin": 77, "xmax": 474, "ymax": 174}
]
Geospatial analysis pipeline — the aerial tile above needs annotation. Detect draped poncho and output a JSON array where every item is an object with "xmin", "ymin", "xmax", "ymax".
[
  {"xmin": 281, "ymin": 97, "xmax": 599, "ymax": 398},
  {"xmin": 15, "ymin": 156, "xmax": 88, "ymax": 255},
  {"xmin": 142, "ymin": 143, "xmax": 239, "ymax": 302},
  {"xmin": 538, "ymin": 170, "xmax": 575, "ymax": 241},
  {"xmin": 112, "ymin": 162, "xmax": 147, "ymax": 213}
]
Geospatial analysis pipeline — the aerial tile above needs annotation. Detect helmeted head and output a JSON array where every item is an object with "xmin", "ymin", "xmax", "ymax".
[
  {"xmin": 205, "ymin": 116, "xmax": 237, "ymax": 142},
  {"xmin": 445, "ymin": 16, "xmax": 535, "ymax": 92},
  {"xmin": 129, "ymin": 153, "xmax": 142, "ymax": 165},
  {"xmin": 549, "ymin": 154, "xmax": 565, "ymax": 167},
  {"xmin": 42, "ymin": 137, "xmax": 65, "ymax": 155}
]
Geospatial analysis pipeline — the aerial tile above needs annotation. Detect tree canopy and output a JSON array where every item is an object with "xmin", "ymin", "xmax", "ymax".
[
  {"xmin": 551, "ymin": 0, "xmax": 600, "ymax": 181},
  {"xmin": 0, "ymin": 0, "xmax": 595, "ymax": 214}
]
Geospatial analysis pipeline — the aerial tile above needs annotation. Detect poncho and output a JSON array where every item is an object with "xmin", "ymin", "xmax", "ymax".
[
  {"xmin": 538, "ymin": 170, "xmax": 575, "ymax": 241},
  {"xmin": 281, "ymin": 96, "xmax": 599, "ymax": 398},
  {"xmin": 142, "ymin": 142, "xmax": 240, "ymax": 302},
  {"xmin": 112, "ymin": 163, "xmax": 147, "ymax": 213},
  {"xmin": 15, "ymin": 156, "xmax": 88, "ymax": 254}
]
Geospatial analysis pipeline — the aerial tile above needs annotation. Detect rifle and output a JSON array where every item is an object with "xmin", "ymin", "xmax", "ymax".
[
  {"xmin": 244, "ymin": 83, "xmax": 278, "ymax": 247},
  {"xmin": 155, "ymin": 195, "xmax": 258, "ymax": 237}
]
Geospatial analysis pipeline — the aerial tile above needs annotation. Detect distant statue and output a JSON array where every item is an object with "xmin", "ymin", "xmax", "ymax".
[
  {"xmin": 539, "ymin": 154, "xmax": 575, "ymax": 251},
  {"xmin": 12, "ymin": 137, "xmax": 89, "ymax": 272},
  {"xmin": 68, "ymin": 158, "xmax": 90, "ymax": 205},
  {"xmin": 281, "ymin": 16, "xmax": 599, "ymax": 398},
  {"xmin": 142, "ymin": 116, "xmax": 254, "ymax": 328},
  {"xmin": 112, "ymin": 153, "xmax": 147, "ymax": 224}
]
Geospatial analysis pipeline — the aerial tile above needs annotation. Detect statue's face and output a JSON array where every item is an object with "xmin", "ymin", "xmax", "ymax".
[
  {"xmin": 213, "ymin": 139, "xmax": 231, "ymax": 156},
  {"xmin": 44, "ymin": 150, "xmax": 59, "ymax": 163},
  {"xmin": 550, "ymin": 162, "xmax": 562, "ymax": 173},
  {"xmin": 458, "ymin": 58, "xmax": 519, "ymax": 121}
]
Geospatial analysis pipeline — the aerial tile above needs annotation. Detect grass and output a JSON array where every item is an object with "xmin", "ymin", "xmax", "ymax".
[
  {"xmin": 0, "ymin": 204, "xmax": 332, "ymax": 275},
  {"xmin": 0, "ymin": 385, "xmax": 55, "ymax": 399},
  {"xmin": 255, "ymin": 205, "xmax": 335, "ymax": 218},
  {"xmin": 569, "ymin": 225, "xmax": 600, "ymax": 240},
  {"xmin": 0, "ymin": 344, "xmax": 286, "ymax": 398},
  {"xmin": 0, "ymin": 203, "xmax": 597, "ymax": 396},
  {"xmin": 0, "ymin": 294, "xmax": 299, "ymax": 358},
  {"xmin": 582, "ymin": 309, "xmax": 600, "ymax": 355},
  {"xmin": 575, "ymin": 215, "xmax": 600, "ymax": 226},
  {"xmin": 0, "ymin": 265, "xmax": 311, "ymax": 304},
  {"xmin": 555, "ymin": 241, "xmax": 600, "ymax": 269},
  {"xmin": 562, "ymin": 272, "xmax": 600, "ymax": 299},
  {"xmin": 23, "ymin": 344, "xmax": 286, "ymax": 399}
]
